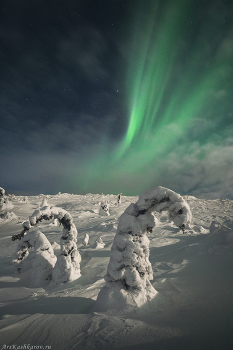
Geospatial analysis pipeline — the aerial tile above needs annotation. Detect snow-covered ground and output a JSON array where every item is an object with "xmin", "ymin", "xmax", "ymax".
[{"xmin": 0, "ymin": 192, "xmax": 233, "ymax": 349}]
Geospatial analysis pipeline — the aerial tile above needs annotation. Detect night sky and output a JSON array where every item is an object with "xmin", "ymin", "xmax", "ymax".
[{"xmin": 1, "ymin": 0, "xmax": 233, "ymax": 198}]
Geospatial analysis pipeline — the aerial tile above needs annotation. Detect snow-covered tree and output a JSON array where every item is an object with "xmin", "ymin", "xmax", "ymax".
[
  {"xmin": 93, "ymin": 236, "xmax": 105, "ymax": 249},
  {"xmin": 0, "ymin": 211, "xmax": 17, "ymax": 223},
  {"xmin": 83, "ymin": 233, "xmax": 89, "ymax": 246},
  {"xmin": 117, "ymin": 193, "xmax": 123, "ymax": 205},
  {"xmin": 40, "ymin": 196, "xmax": 48, "ymax": 208},
  {"xmin": 99, "ymin": 201, "xmax": 110, "ymax": 216},
  {"xmin": 13, "ymin": 230, "xmax": 57, "ymax": 287},
  {"xmin": 0, "ymin": 187, "xmax": 5, "ymax": 198},
  {"xmin": 12, "ymin": 205, "xmax": 81, "ymax": 284},
  {"xmin": 0, "ymin": 187, "xmax": 13, "ymax": 211},
  {"xmin": 94, "ymin": 186, "xmax": 192, "ymax": 311}
]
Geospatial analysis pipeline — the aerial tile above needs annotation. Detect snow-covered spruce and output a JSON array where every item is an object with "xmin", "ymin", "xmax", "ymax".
[
  {"xmin": 99, "ymin": 201, "xmax": 110, "ymax": 216},
  {"xmin": 12, "ymin": 206, "xmax": 81, "ymax": 284},
  {"xmin": 94, "ymin": 186, "xmax": 192, "ymax": 311},
  {"xmin": 13, "ymin": 230, "xmax": 57, "ymax": 287}
]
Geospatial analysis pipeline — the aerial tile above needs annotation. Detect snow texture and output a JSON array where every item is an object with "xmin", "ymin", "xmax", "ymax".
[
  {"xmin": 95, "ymin": 186, "xmax": 192, "ymax": 310},
  {"xmin": 1, "ymin": 192, "xmax": 233, "ymax": 349},
  {"xmin": 12, "ymin": 205, "xmax": 81, "ymax": 284}
]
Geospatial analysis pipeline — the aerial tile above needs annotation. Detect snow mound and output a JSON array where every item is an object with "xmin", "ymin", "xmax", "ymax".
[
  {"xmin": 0, "ymin": 211, "xmax": 17, "ymax": 222},
  {"xmin": 192, "ymin": 225, "xmax": 208, "ymax": 234},
  {"xmin": 210, "ymin": 219, "xmax": 233, "ymax": 244},
  {"xmin": 93, "ymin": 280, "xmax": 158, "ymax": 312}
]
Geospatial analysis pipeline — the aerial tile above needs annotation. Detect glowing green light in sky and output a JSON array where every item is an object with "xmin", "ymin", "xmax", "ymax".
[
  {"xmin": 116, "ymin": 0, "xmax": 229, "ymax": 160},
  {"xmin": 71, "ymin": 0, "xmax": 233, "ymax": 195},
  {"xmin": 124, "ymin": 0, "xmax": 191, "ymax": 148}
]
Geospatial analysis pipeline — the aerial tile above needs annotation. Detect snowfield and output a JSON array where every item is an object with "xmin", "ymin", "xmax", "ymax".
[{"xmin": 0, "ymin": 192, "xmax": 233, "ymax": 349}]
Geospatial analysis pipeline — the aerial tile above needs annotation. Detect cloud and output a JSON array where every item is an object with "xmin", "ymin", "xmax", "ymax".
[{"xmin": 152, "ymin": 138, "xmax": 233, "ymax": 199}]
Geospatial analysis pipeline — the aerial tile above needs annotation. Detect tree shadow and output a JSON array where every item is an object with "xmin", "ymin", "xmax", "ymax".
[
  {"xmin": 149, "ymin": 231, "xmax": 209, "ymax": 266},
  {"xmin": 0, "ymin": 296, "xmax": 95, "ymax": 320},
  {"xmin": 117, "ymin": 334, "xmax": 231, "ymax": 350},
  {"xmin": 87, "ymin": 250, "xmax": 111, "ymax": 258},
  {"xmin": 132, "ymin": 231, "xmax": 233, "ymax": 349}
]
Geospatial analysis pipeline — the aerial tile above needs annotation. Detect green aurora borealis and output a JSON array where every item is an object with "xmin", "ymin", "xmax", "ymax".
[{"xmin": 73, "ymin": 0, "xmax": 233, "ymax": 197}]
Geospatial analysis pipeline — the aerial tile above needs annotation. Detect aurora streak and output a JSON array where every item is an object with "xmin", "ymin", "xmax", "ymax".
[{"xmin": 73, "ymin": 0, "xmax": 233, "ymax": 196}]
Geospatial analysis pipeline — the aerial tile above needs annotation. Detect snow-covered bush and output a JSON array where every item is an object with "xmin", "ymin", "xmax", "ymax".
[
  {"xmin": 0, "ymin": 211, "xmax": 17, "ymax": 223},
  {"xmin": 94, "ymin": 186, "xmax": 192, "ymax": 311},
  {"xmin": 23, "ymin": 196, "xmax": 28, "ymax": 203},
  {"xmin": 99, "ymin": 201, "xmax": 110, "ymax": 216},
  {"xmin": 13, "ymin": 230, "xmax": 57, "ymax": 287},
  {"xmin": 93, "ymin": 236, "xmax": 105, "ymax": 249},
  {"xmin": 40, "ymin": 196, "xmax": 48, "ymax": 208},
  {"xmin": 83, "ymin": 233, "xmax": 89, "ymax": 246},
  {"xmin": 0, "ymin": 187, "xmax": 14, "ymax": 211},
  {"xmin": 12, "ymin": 205, "xmax": 81, "ymax": 284},
  {"xmin": 0, "ymin": 187, "xmax": 5, "ymax": 198},
  {"xmin": 117, "ymin": 193, "xmax": 123, "ymax": 205}
]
